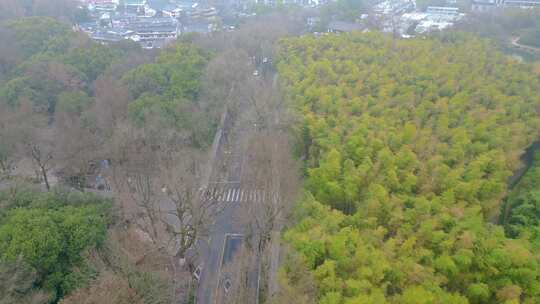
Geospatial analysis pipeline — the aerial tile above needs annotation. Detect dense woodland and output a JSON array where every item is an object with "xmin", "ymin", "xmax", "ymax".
[
  {"xmin": 2, "ymin": 4, "xmax": 540, "ymax": 304},
  {"xmin": 0, "ymin": 188, "xmax": 111, "ymax": 303},
  {"xmin": 276, "ymin": 32, "xmax": 540, "ymax": 303},
  {"xmin": 0, "ymin": 12, "xmax": 300, "ymax": 303},
  {"xmin": 0, "ymin": 16, "xmax": 220, "ymax": 185},
  {"xmin": 0, "ymin": 16, "xmax": 219, "ymax": 303}
]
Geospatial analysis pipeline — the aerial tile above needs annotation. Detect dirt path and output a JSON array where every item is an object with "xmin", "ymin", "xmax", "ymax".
[{"xmin": 511, "ymin": 36, "xmax": 540, "ymax": 53}]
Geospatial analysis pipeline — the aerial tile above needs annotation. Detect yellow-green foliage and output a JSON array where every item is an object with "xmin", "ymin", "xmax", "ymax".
[{"xmin": 278, "ymin": 32, "xmax": 540, "ymax": 303}]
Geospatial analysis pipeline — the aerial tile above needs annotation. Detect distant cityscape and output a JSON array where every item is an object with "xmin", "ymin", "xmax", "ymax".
[
  {"xmin": 74, "ymin": 0, "xmax": 334, "ymax": 48},
  {"xmin": 321, "ymin": 0, "xmax": 539, "ymax": 38},
  {"xmin": 74, "ymin": 0, "xmax": 540, "ymax": 49},
  {"xmin": 75, "ymin": 0, "xmax": 223, "ymax": 49}
]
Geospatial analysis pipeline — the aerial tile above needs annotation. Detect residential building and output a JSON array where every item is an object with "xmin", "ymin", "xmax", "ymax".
[
  {"xmin": 502, "ymin": 0, "xmax": 540, "ymax": 7},
  {"xmin": 255, "ymin": 0, "xmax": 332, "ymax": 6},
  {"xmin": 374, "ymin": 0, "xmax": 416, "ymax": 15},
  {"xmin": 126, "ymin": 17, "xmax": 180, "ymax": 42},
  {"xmin": 426, "ymin": 6, "xmax": 460, "ymax": 16},
  {"xmin": 123, "ymin": 0, "xmax": 147, "ymax": 13},
  {"xmin": 471, "ymin": 0, "xmax": 501, "ymax": 11},
  {"xmin": 472, "ymin": 0, "xmax": 539, "ymax": 11}
]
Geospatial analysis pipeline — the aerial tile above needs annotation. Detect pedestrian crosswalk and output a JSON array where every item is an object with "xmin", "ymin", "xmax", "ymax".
[{"xmin": 199, "ymin": 187, "xmax": 268, "ymax": 204}]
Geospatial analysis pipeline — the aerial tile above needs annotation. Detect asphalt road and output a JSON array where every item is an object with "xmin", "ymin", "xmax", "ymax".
[
  {"xmin": 195, "ymin": 110, "xmax": 250, "ymax": 304},
  {"xmin": 195, "ymin": 69, "xmax": 279, "ymax": 304}
]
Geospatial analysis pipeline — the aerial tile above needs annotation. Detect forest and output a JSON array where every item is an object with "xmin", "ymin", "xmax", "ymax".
[
  {"xmin": 3, "ymin": 2, "xmax": 540, "ymax": 304},
  {"xmin": 0, "ymin": 15, "xmax": 220, "ymax": 304},
  {"xmin": 0, "ymin": 11, "xmax": 301, "ymax": 303},
  {"xmin": 276, "ymin": 32, "xmax": 540, "ymax": 303},
  {"xmin": 0, "ymin": 187, "xmax": 111, "ymax": 302},
  {"xmin": 0, "ymin": 16, "xmax": 219, "ymax": 188}
]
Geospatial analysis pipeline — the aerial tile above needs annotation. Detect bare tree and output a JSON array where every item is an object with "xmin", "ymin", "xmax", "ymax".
[
  {"xmin": 106, "ymin": 123, "xmax": 164, "ymax": 244},
  {"xmin": 128, "ymin": 171, "xmax": 163, "ymax": 247},
  {"xmin": 235, "ymin": 76, "xmax": 301, "ymax": 300},
  {"xmin": 218, "ymin": 13, "xmax": 302, "ymax": 59},
  {"xmin": 0, "ymin": 104, "xmax": 20, "ymax": 178},
  {"xmin": 158, "ymin": 146, "xmax": 221, "ymax": 265},
  {"xmin": 91, "ymin": 77, "xmax": 130, "ymax": 137},
  {"xmin": 0, "ymin": 257, "xmax": 51, "ymax": 304},
  {"xmin": 198, "ymin": 47, "xmax": 252, "ymax": 121},
  {"xmin": 53, "ymin": 95, "xmax": 101, "ymax": 189},
  {"xmin": 14, "ymin": 102, "xmax": 54, "ymax": 190},
  {"xmin": 27, "ymin": 140, "xmax": 53, "ymax": 191},
  {"xmin": 105, "ymin": 119, "xmax": 220, "ymax": 270},
  {"xmin": 59, "ymin": 272, "xmax": 143, "ymax": 304},
  {"xmin": 241, "ymin": 131, "xmax": 300, "ymax": 256}
]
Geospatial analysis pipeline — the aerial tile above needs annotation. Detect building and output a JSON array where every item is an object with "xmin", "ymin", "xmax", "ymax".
[
  {"xmin": 255, "ymin": 0, "xmax": 333, "ymax": 6},
  {"xmin": 471, "ymin": 0, "xmax": 501, "ymax": 12},
  {"xmin": 425, "ymin": 6, "xmax": 460, "ymax": 16},
  {"xmin": 88, "ymin": 0, "xmax": 118, "ymax": 12},
  {"xmin": 91, "ymin": 31, "xmax": 127, "ymax": 43},
  {"xmin": 126, "ymin": 17, "xmax": 180, "ymax": 42},
  {"xmin": 502, "ymin": 0, "xmax": 540, "ymax": 7},
  {"xmin": 83, "ymin": 16, "xmax": 180, "ymax": 48},
  {"xmin": 413, "ymin": 6, "xmax": 463, "ymax": 33},
  {"xmin": 373, "ymin": 0, "xmax": 416, "ymax": 15},
  {"xmin": 188, "ymin": 5, "xmax": 219, "ymax": 20},
  {"xmin": 397, "ymin": 5, "xmax": 463, "ymax": 34},
  {"xmin": 472, "ymin": 0, "xmax": 539, "ymax": 11},
  {"xmin": 123, "ymin": 0, "xmax": 147, "ymax": 13},
  {"xmin": 162, "ymin": 6, "xmax": 184, "ymax": 18}
]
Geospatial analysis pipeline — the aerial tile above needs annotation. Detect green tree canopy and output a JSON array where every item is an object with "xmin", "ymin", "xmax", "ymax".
[
  {"xmin": 0, "ymin": 189, "xmax": 111, "ymax": 300},
  {"xmin": 277, "ymin": 32, "xmax": 540, "ymax": 303}
]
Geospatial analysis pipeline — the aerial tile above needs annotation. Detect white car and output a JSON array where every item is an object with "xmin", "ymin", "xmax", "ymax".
[{"xmin": 253, "ymin": 70, "xmax": 260, "ymax": 76}]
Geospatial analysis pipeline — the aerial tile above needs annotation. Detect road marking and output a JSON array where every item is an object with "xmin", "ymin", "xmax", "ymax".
[
  {"xmin": 239, "ymin": 190, "xmax": 245, "ymax": 202},
  {"xmin": 226, "ymin": 189, "xmax": 233, "ymax": 202},
  {"xmin": 234, "ymin": 188, "xmax": 240, "ymax": 202},
  {"xmin": 201, "ymin": 187, "xmax": 270, "ymax": 204},
  {"xmin": 231, "ymin": 189, "xmax": 236, "ymax": 202},
  {"xmin": 218, "ymin": 189, "xmax": 225, "ymax": 201}
]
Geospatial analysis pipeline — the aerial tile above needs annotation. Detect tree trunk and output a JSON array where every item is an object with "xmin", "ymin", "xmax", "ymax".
[
  {"xmin": 40, "ymin": 165, "xmax": 50, "ymax": 191},
  {"xmin": 0, "ymin": 159, "xmax": 9, "ymax": 178}
]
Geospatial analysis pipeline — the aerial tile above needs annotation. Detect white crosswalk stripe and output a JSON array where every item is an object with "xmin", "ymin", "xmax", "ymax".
[
  {"xmin": 239, "ymin": 190, "xmax": 245, "ymax": 202},
  {"xmin": 231, "ymin": 189, "xmax": 236, "ymax": 202},
  {"xmin": 218, "ymin": 189, "xmax": 225, "ymax": 201},
  {"xmin": 198, "ymin": 187, "xmax": 268, "ymax": 204}
]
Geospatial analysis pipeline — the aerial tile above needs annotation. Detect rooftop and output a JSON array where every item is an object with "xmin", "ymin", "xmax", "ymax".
[{"xmin": 124, "ymin": 0, "xmax": 146, "ymax": 5}]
